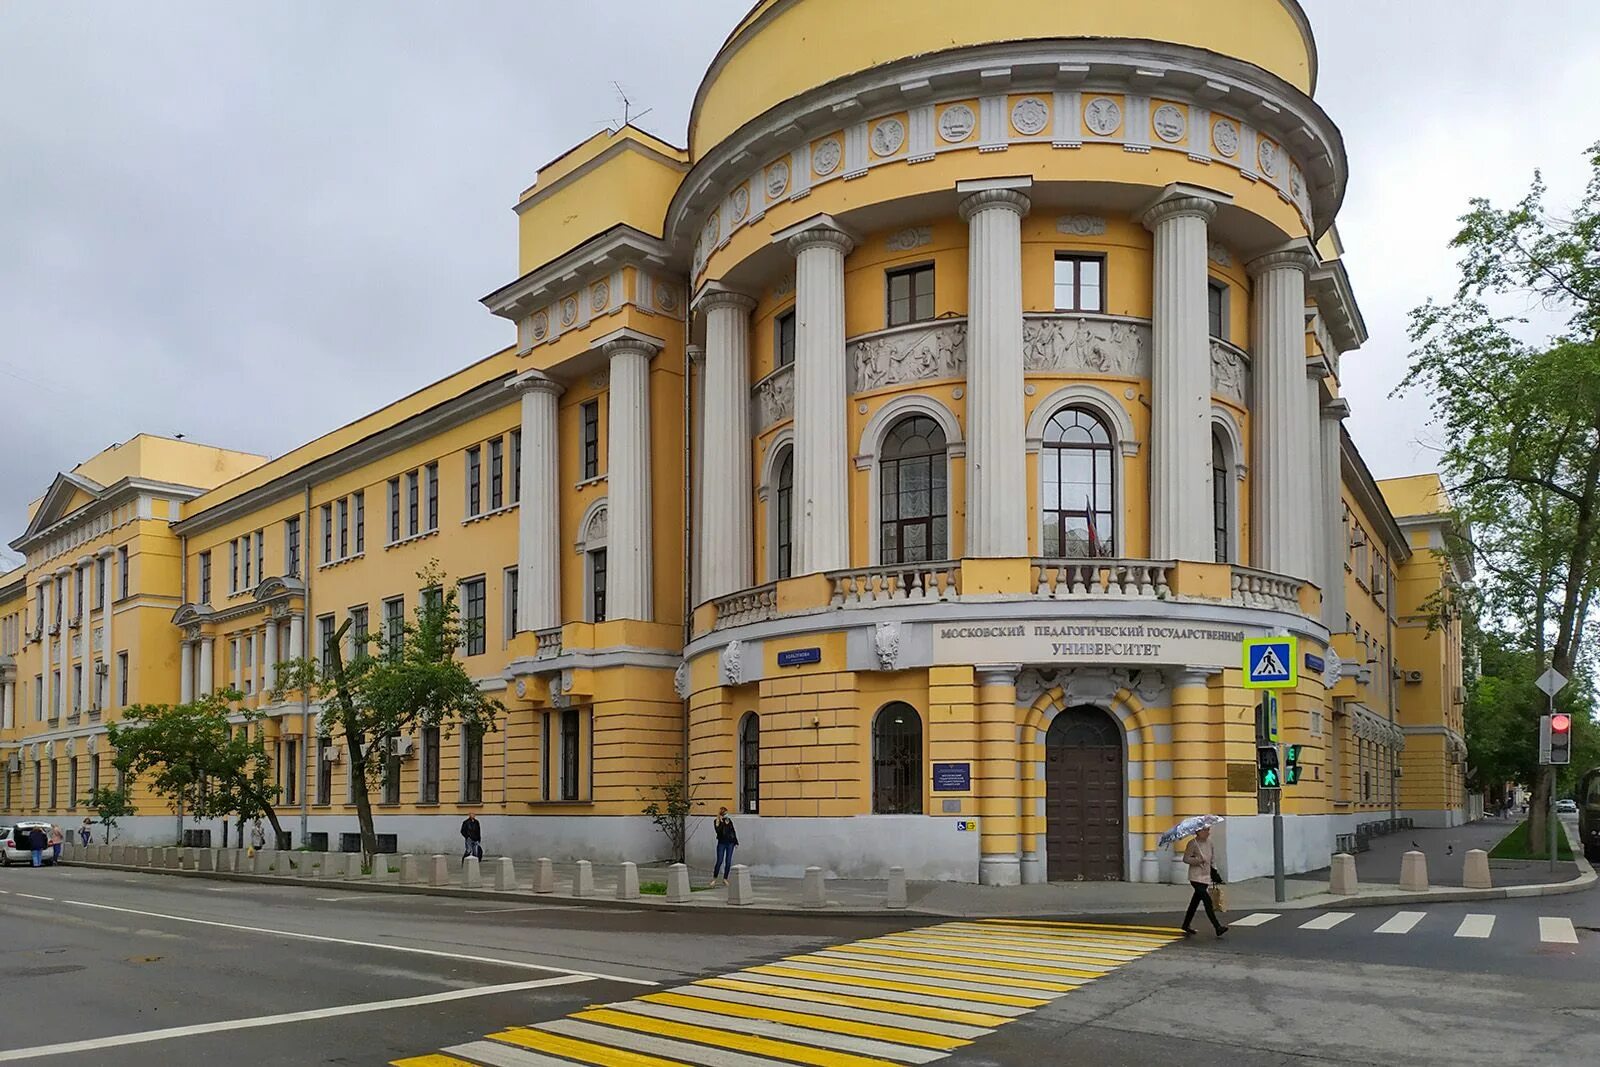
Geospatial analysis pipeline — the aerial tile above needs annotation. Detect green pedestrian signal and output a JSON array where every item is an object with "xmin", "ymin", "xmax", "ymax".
[
  {"xmin": 1284, "ymin": 744, "xmax": 1302, "ymax": 786},
  {"xmin": 1257, "ymin": 745, "xmax": 1281, "ymax": 790}
]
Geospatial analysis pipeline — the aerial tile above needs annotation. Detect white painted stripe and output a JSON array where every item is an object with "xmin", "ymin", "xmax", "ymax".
[
  {"xmin": 1228, "ymin": 913, "xmax": 1281, "ymax": 928},
  {"xmin": 543, "ymin": 1018, "xmax": 794, "ymax": 1067},
  {"xmin": 1540, "ymin": 917, "xmax": 1579, "ymax": 945},
  {"xmin": 1449, "ymin": 914, "xmax": 1492, "ymax": 939},
  {"xmin": 445, "ymin": 1038, "xmax": 588, "ymax": 1067},
  {"xmin": 0, "ymin": 976, "xmax": 591, "ymax": 1063},
  {"xmin": 782, "ymin": 956, "xmax": 1078, "ymax": 994},
  {"xmin": 1374, "ymin": 911, "xmax": 1426, "ymax": 935},
  {"xmin": 837, "ymin": 941, "xmax": 1117, "ymax": 971},
  {"xmin": 15, "ymin": 893, "xmax": 55, "ymax": 902},
  {"xmin": 941, "ymin": 923, "xmax": 1175, "ymax": 948},
  {"xmin": 730, "ymin": 972, "xmax": 1031, "ymax": 1016},
  {"xmin": 810, "ymin": 949, "xmax": 1095, "ymax": 985},
  {"xmin": 1298, "ymin": 912, "xmax": 1354, "ymax": 930},
  {"xmin": 672, "ymin": 985, "xmax": 992, "ymax": 1039},
  {"xmin": 604, "ymin": 1001, "xmax": 948, "ymax": 1063},
  {"xmin": 873, "ymin": 934, "xmax": 1140, "ymax": 964},
  {"xmin": 58, "ymin": 898, "xmax": 655, "ymax": 985}
]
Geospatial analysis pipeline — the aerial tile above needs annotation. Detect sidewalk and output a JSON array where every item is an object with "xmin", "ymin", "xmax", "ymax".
[{"xmin": 1291, "ymin": 815, "xmax": 1581, "ymax": 888}]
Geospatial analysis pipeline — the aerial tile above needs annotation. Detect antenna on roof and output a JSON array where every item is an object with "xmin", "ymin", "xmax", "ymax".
[{"xmin": 612, "ymin": 81, "xmax": 653, "ymax": 132}]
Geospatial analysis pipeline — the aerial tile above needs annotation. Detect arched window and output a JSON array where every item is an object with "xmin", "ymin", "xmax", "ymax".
[
  {"xmin": 872, "ymin": 702, "xmax": 923, "ymax": 814},
  {"xmin": 878, "ymin": 416, "xmax": 948, "ymax": 564},
  {"xmin": 738, "ymin": 712, "xmax": 760, "ymax": 814},
  {"xmin": 1042, "ymin": 407, "xmax": 1114, "ymax": 558},
  {"xmin": 775, "ymin": 448, "xmax": 794, "ymax": 580},
  {"xmin": 1212, "ymin": 430, "xmax": 1231, "ymax": 563}
]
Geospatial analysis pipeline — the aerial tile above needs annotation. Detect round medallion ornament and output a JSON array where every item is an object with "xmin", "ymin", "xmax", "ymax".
[
  {"xmin": 1084, "ymin": 97, "xmax": 1122, "ymax": 137},
  {"xmin": 766, "ymin": 160, "xmax": 790, "ymax": 199},
  {"xmin": 515, "ymin": 678, "xmax": 527, "ymax": 699},
  {"xmin": 1290, "ymin": 164, "xmax": 1305, "ymax": 201},
  {"xmin": 703, "ymin": 214, "xmax": 720, "ymax": 250},
  {"xmin": 1257, "ymin": 139, "xmax": 1280, "ymax": 177},
  {"xmin": 531, "ymin": 311, "xmax": 549, "ymax": 341},
  {"xmin": 871, "ymin": 118, "xmax": 906, "ymax": 156},
  {"xmin": 655, "ymin": 285, "xmax": 679, "ymax": 314},
  {"xmin": 813, "ymin": 137, "xmax": 842, "ymax": 176},
  {"xmin": 731, "ymin": 185, "xmax": 750, "ymax": 223},
  {"xmin": 1212, "ymin": 119, "xmax": 1239, "ymax": 158},
  {"xmin": 560, "ymin": 297, "xmax": 578, "ymax": 327},
  {"xmin": 590, "ymin": 281, "xmax": 609, "ymax": 312},
  {"xmin": 1010, "ymin": 96, "xmax": 1049, "ymax": 136},
  {"xmin": 938, "ymin": 104, "xmax": 976, "ymax": 143},
  {"xmin": 1152, "ymin": 104, "xmax": 1186, "ymax": 143}
]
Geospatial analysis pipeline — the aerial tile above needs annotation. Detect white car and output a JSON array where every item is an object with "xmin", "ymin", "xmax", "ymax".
[
  {"xmin": 0, "ymin": 823, "xmax": 57, "ymax": 866},
  {"xmin": 1557, "ymin": 799, "xmax": 1578, "ymax": 814}
]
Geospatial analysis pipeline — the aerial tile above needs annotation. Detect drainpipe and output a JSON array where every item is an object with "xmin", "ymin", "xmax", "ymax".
[
  {"xmin": 178, "ymin": 532, "xmax": 188, "ymax": 847},
  {"xmin": 681, "ymin": 299, "xmax": 694, "ymax": 798},
  {"xmin": 301, "ymin": 483, "xmax": 312, "ymax": 844},
  {"xmin": 1387, "ymin": 563, "xmax": 1398, "ymax": 825}
]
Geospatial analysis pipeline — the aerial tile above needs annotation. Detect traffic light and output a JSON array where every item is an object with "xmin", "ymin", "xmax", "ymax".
[
  {"xmin": 1257, "ymin": 745, "xmax": 1281, "ymax": 789},
  {"xmin": 1550, "ymin": 712, "xmax": 1573, "ymax": 766},
  {"xmin": 1284, "ymin": 744, "xmax": 1302, "ymax": 785}
]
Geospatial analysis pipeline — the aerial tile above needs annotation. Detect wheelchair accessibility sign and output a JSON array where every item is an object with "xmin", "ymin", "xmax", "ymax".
[{"xmin": 1243, "ymin": 636, "xmax": 1298, "ymax": 689}]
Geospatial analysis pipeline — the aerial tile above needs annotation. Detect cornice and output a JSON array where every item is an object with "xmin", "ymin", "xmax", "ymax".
[
  {"xmin": 9, "ymin": 477, "xmax": 205, "ymax": 555},
  {"xmin": 1340, "ymin": 427, "xmax": 1410, "ymax": 563},
  {"xmin": 481, "ymin": 224, "xmax": 674, "ymax": 322}
]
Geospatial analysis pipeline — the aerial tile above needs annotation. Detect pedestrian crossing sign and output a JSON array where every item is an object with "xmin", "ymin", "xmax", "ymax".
[{"xmin": 1244, "ymin": 636, "xmax": 1298, "ymax": 689}]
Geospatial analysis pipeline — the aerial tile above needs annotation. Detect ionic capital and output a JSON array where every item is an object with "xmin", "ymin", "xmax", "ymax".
[
  {"xmin": 505, "ymin": 369, "xmax": 564, "ymax": 398},
  {"xmin": 1141, "ymin": 195, "xmax": 1218, "ymax": 230},
  {"xmin": 693, "ymin": 287, "xmax": 758, "ymax": 317},
  {"xmin": 1322, "ymin": 397, "xmax": 1352, "ymax": 421},
  {"xmin": 1248, "ymin": 242, "xmax": 1319, "ymax": 279},
  {"xmin": 959, "ymin": 188, "xmax": 1032, "ymax": 222},
  {"xmin": 785, "ymin": 226, "xmax": 854, "ymax": 258}
]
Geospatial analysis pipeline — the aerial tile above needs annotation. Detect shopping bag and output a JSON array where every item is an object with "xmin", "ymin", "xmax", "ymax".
[{"xmin": 1208, "ymin": 885, "xmax": 1227, "ymax": 913}]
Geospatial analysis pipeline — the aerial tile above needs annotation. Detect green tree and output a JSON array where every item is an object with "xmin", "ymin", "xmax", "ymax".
[
  {"xmin": 274, "ymin": 562, "xmax": 501, "ymax": 866},
  {"xmin": 84, "ymin": 784, "xmax": 136, "ymax": 844},
  {"xmin": 1399, "ymin": 142, "xmax": 1600, "ymax": 843},
  {"xmin": 106, "ymin": 689, "xmax": 286, "ymax": 846}
]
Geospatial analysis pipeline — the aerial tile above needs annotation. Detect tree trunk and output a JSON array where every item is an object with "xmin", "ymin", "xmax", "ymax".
[
  {"xmin": 323, "ymin": 620, "xmax": 380, "ymax": 869},
  {"xmin": 262, "ymin": 805, "xmax": 286, "ymax": 847}
]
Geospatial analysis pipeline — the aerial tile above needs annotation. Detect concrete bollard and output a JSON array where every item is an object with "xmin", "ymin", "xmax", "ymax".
[
  {"xmin": 665, "ymin": 862, "xmax": 691, "ymax": 903},
  {"xmin": 106, "ymin": 845, "xmax": 121, "ymax": 864},
  {"xmin": 182, "ymin": 847, "xmax": 198, "ymax": 871},
  {"xmin": 617, "ymin": 862, "xmax": 639, "ymax": 900},
  {"xmin": 728, "ymin": 864, "xmax": 753, "ymax": 906},
  {"xmin": 463, "ymin": 856, "xmax": 482, "ymax": 889},
  {"xmin": 1400, "ymin": 850, "xmax": 1429, "ymax": 892},
  {"xmin": 1463, "ymin": 848, "xmax": 1493, "ymax": 890},
  {"xmin": 428, "ymin": 855, "xmax": 449, "ymax": 886},
  {"xmin": 370, "ymin": 855, "xmax": 390, "ymax": 882},
  {"xmin": 573, "ymin": 860, "xmax": 595, "ymax": 897},
  {"xmin": 216, "ymin": 849, "xmax": 234, "ymax": 873},
  {"xmin": 533, "ymin": 857, "xmax": 556, "ymax": 893},
  {"xmin": 165, "ymin": 847, "xmax": 182, "ymax": 869},
  {"xmin": 344, "ymin": 853, "xmax": 364, "ymax": 879},
  {"xmin": 196, "ymin": 849, "xmax": 215, "ymax": 872},
  {"xmin": 299, "ymin": 853, "xmax": 319, "ymax": 879},
  {"xmin": 400, "ymin": 854, "xmax": 421, "ymax": 884},
  {"xmin": 1329, "ymin": 853, "xmax": 1358, "ymax": 895},
  {"xmin": 491, "ymin": 857, "xmax": 516, "ymax": 891},
  {"xmin": 802, "ymin": 866, "xmax": 826, "ymax": 909},
  {"xmin": 886, "ymin": 866, "xmax": 908, "ymax": 910}
]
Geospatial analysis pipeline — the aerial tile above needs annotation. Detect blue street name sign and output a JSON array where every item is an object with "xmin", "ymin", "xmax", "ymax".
[
  {"xmin": 777, "ymin": 647, "xmax": 822, "ymax": 667},
  {"xmin": 1304, "ymin": 653, "xmax": 1326, "ymax": 674},
  {"xmin": 932, "ymin": 762, "xmax": 972, "ymax": 792},
  {"xmin": 1243, "ymin": 636, "xmax": 1298, "ymax": 689}
]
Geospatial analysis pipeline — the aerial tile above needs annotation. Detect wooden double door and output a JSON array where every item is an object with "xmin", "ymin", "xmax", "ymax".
[{"xmin": 1045, "ymin": 706, "xmax": 1125, "ymax": 881}]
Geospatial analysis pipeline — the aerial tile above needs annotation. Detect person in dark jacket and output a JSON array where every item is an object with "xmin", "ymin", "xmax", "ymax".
[
  {"xmin": 28, "ymin": 826, "xmax": 47, "ymax": 868},
  {"xmin": 711, "ymin": 807, "xmax": 738, "ymax": 887},
  {"xmin": 460, "ymin": 814, "xmax": 483, "ymax": 862}
]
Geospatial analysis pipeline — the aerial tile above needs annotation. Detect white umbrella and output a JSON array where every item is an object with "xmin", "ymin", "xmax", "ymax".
[{"xmin": 1158, "ymin": 814, "xmax": 1224, "ymax": 848}]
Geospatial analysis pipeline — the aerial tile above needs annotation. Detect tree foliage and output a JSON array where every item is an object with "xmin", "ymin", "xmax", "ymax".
[
  {"xmin": 273, "ymin": 562, "xmax": 502, "ymax": 864},
  {"xmin": 84, "ymin": 784, "xmax": 136, "ymax": 844},
  {"xmin": 641, "ymin": 764, "xmax": 705, "ymax": 864}
]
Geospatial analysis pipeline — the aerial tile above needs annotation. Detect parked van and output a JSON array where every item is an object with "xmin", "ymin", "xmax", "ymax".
[{"xmin": 1579, "ymin": 768, "xmax": 1600, "ymax": 863}]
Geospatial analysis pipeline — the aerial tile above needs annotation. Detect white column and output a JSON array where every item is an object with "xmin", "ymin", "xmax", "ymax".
[
  {"xmin": 198, "ymin": 637, "xmax": 214, "ymax": 696},
  {"xmin": 289, "ymin": 613, "xmax": 304, "ymax": 666},
  {"xmin": 699, "ymin": 291, "xmax": 757, "ymax": 598},
  {"xmin": 1143, "ymin": 193, "xmax": 1219, "ymax": 561},
  {"xmin": 263, "ymin": 619, "xmax": 278, "ymax": 694},
  {"xmin": 251, "ymin": 629, "xmax": 263, "ymax": 695},
  {"xmin": 509, "ymin": 371, "xmax": 564, "ymax": 632},
  {"xmin": 100, "ymin": 549, "xmax": 114, "ymax": 705},
  {"xmin": 605, "ymin": 335, "xmax": 658, "ymax": 621},
  {"xmin": 960, "ymin": 185, "xmax": 1031, "ymax": 558},
  {"xmin": 39, "ymin": 579, "xmax": 52, "ymax": 720},
  {"xmin": 180, "ymin": 640, "xmax": 195, "ymax": 703},
  {"xmin": 2, "ymin": 681, "xmax": 13, "ymax": 729},
  {"xmin": 1321, "ymin": 398, "xmax": 1350, "ymax": 631},
  {"xmin": 788, "ymin": 225, "xmax": 854, "ymax": 574},
  {"xmin": 1249, "ymin": 246, "xmax": 1319, "ymax": 580}
]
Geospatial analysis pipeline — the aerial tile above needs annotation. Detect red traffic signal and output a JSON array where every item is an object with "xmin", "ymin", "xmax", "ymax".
[{"xmin": 1551, "ymin": 713, "xmax": 1572, "ymax": 733}]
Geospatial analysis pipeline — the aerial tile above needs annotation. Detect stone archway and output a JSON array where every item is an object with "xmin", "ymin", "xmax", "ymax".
[{"xmin": 1045, "ymin": 705, "xmax": 1126, "ymax": 881}]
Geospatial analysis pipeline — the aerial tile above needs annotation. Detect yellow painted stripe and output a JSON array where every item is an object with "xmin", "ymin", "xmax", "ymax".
[
  {"xmin": 641, "ymin": 992, "xmax": 967, "ymax": 1051},
  {"xmin": 826, "ymin": 943, "xmax": 1111, "ymax": 979},
  {"xmin": 490, "ymin": 1026, "xmax": 691, "ymax": 1067},
  {"xmin": 979, "ymin": 918, "xmax": 1184, "ymax": 937},
  {"xmin": 748, "ymin": 964, "xmax": 1049, "ymax": 1008},
  {"xmin": 871, "ymin": 934, "xmax": 1144, "ymax": 965},
  {"xmin": 796, "ymin": 952, "xmax": 1083, "ymax": 993},
  {"xmin": 390, "ymin": 1057, "xmax": 480, "ymax": 1067},
  {"xmin": 936, "ymin": 926, "xmax": 1175, "ymax": 951},
  {"xmin": 697, "ymin": 977, "xmax": 1013, "ymax": 1028},
  {"xmin": 573, "ymin": 1007, "xmax": 899, "ymax": 1067}
]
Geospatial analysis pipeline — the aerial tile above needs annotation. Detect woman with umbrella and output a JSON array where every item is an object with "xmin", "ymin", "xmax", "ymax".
[{"xmin": 1160, "ymin": 815, "xmax": 1228, "ymax": 938}]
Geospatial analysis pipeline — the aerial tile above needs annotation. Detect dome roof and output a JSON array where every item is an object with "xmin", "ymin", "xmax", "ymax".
[{"xmin": 690, "ymin": 0, "xmax": 1317, "ymax": 158}]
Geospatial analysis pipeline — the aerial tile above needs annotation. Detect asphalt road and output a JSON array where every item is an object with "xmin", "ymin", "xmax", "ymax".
[{"xmin": 1, "ymin": 857, "xmax": 1594, "ymax": 1066}]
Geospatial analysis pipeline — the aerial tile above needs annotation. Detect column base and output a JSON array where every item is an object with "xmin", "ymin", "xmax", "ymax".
[
  {"xmin": 1019, "ymin": 853, "xmax": 1044, "ymax": 885},
  {"xmin": 1139, "ymin": 851, "xmax": 1162, "ymax": 884},
  {"xmin": 979, "ymin": 855, "xmax": 1022, "ymax": 887},
  {"xmin": 1167, "ymin": 850, "xmax": 1190, "ymax": 885}
]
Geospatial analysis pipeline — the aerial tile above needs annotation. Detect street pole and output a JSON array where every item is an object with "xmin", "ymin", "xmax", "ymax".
[
  {"xmin": 1548, "ymin": 691, "xmax": 1557, "ymax": 873},
  {"xmin": 1273, "ymin": 739, "xmax": 1286, "ymax": 903}
]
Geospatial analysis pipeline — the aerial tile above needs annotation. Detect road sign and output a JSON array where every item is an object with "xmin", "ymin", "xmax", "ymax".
[
  {"xmin": 1244, "ymin": 637, "xmax": 1298, "ymax": 689},
  {"xmin": 1535, "ymin": 668, "xmax": 1568, "ymax": 697},
  {"xmin": 1261, "ymin": 692, "xmax": 1280, "ymax": 743}
]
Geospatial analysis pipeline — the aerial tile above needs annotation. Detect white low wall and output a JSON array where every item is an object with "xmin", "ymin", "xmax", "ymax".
[
  {"xmin": 1213, "ymin": 813, "xmax": 1337, "ymax": 881},
  {"xmin": 687, "ymin": 814, "xmax": 980, "ymax": 882}
]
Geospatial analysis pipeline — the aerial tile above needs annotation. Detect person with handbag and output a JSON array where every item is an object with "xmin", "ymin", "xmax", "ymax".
[
  {"xmin": 1181, "ymin": 826, "xmax": 1228, "ymax": 937},
  {"xmin": 710, "ymin": 807, "xmax": 739, "ymax": 887}
]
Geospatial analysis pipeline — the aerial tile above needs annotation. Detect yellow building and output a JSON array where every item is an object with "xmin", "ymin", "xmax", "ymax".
[{"xmin": 0, "ymin": 0, "xmax": 1473, "ymax": 881}]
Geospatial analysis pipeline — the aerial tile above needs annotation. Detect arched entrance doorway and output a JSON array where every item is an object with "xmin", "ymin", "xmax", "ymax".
[{"xmin": 1045, "ymin": 705, "xmax": 1125, "ymax": 881}]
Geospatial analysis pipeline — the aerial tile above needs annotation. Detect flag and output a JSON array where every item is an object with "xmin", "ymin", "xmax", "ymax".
[{"xmin": 1085, "ymin": 497, "xmax": 1103, "ymax": 557}]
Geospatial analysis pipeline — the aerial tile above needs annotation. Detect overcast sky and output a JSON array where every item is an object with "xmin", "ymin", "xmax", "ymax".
[{"xmin": 3, "ymin": 1, "xmax": 1598, "ymax": 570}]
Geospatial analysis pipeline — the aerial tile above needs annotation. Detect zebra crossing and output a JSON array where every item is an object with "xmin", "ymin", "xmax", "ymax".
[
  {"xmin": 390, "ymin": 918, "xmax": 1182, "ymax": 1067},
  {"xmin": 1229, "ymin": 909, "xmax": 1584, "ymax": 945}
]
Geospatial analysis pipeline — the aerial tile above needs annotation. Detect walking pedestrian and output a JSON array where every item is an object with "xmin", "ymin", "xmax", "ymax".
[
  {"xmin": 48, "ymin": 825, "xmax": 64, "ymax": 864},
  {"xmin": 711, "ymin": 807, "xmax": 738, "ymax": 887},
  {"xmin": 1180, "ymin": 826, "xmax": 1228, "ymax": 937},
  {"xmin": 28, "ymin": 826, "xmax": 47, "ymax": 868},
  {"xmin": 79, "ymin": 818, "xmax": 93, "ymax": 847},
  {"xmin": 460, "ymin": 813, "xmax": 483, "ymax": 862},
  {"xmin": 249, "ymin": 820, "xmax": 266, "ymax": 856}
]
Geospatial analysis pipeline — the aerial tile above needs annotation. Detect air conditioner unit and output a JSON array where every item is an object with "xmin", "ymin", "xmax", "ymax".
[
  {"xmin": 391, "ymin": 736, "xmax": 414, "ymax": 758},
  {"xmin": 322, "ymin": 746, "xmax": 342, "ymax": 763},
  {"xmin": 1403, "ymin": 670, "xmax": 1424, "ymax": 684},
  {"xmin": 95, "ymin": 662, "xmax": 109, "ymax": 676}
]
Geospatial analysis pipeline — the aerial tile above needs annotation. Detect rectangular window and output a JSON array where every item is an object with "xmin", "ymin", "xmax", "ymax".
[
  {"xmin": 776, "ymin": 309, "xmax": 797, "ymax": 368},
  {"xmin": 90, "ymin": 753, "xmax": 100, "ymax": 794},
  {"xmin": 35, "ymin": 674, "xmax": 42, "ymax": 721},
  {"xmin": 337, "ymin": 498, "xmax": 349, "ymax": 559},
  {"xmin": 316, "ymin": 736, "xmax": 331, "ymax": 806},
  {"xmin": 318, "ymin": 614, "xmax": 336, "ymax": 671},
  {"xmin": 69, "ymin": 757, "xmax": 78, "ymax": 810},
  {"xmin": 284, "ymin": 738, "xmax": 298, "ymax": 805},
  {"xmin": 1054, "ymin": 253, "xmax": 1105, "ymax": 312},
  {"xmin": 50, "ymin": 760, "xmax": 58, "ymax": 809},
  {"xmin": 589, "ymin": 549, "xmax": 607, "ymax": 623},
  {"xmin": 52, "ymin": 670, "xmax": 61, "ymax": 717},
  {"xmin": 73, "ymin": 666, "xmax": 82, "ymax": 712},
  {"xmin": 426, "ymin": 463, "xmax": 439, "ymax": 530},
  {"xmin": 241, "ymin": 637, "xmax": 253, "ymax": 694},
  {"xmin": 382, "ymin": 737, "xmax": 401, "ymax": 805},
  {"xmin": 199, "ymin": 551, "xmax": 212, "ymax": 604},
  {"xmin": 321, "ymin": 505, "xmax": 334, "ymax": 563},
  {"xmin": 354, "ymin": 491, "xmax": 365, "ymax": 554},
  {"xmin": 560, "ymin": 709, "xmax": 580, "ymax": 801},
  {"xmin": 1208, "ymin": 279, "xmax": 1228, "ymax": 339},
  {"xmin": 389, "ymin": 478, "xmax": 402, "ymax": 542},
  {"xmin": 886, "ymin": 265, "xmax": 935, "ymax": 327},
  {"xmin": 286, "ymin": 517, "xmax": 301, "ymax": 577},
  {"xmin": 383, "ymin": 597, "xmax": 405, "ymax": 658},
  {"xmin": 255, "ymin": 530, "xmax": 264, "ymax": 584},
  {"xmin": 466, "ymin": 447, "xmax": 482, "ymax": 518},
  {"xmin": 489, "ymin": 437, "xmax": 504, "ymax": 510},
  {"xmin": 95, "ymin": 557, "xmax": 106, "ymax": 609},
  {"xmin": 581, "ymin": 401, "xmax": 600, "ymax": 480},
  {"xmin": 541, "ymin": 714, "xmax": 551, "ymax": 800},
  {"xmin": 510, "ymin": 430, "xmax": 522, "ymax": 503},
  {"xmin": 504, "ymin": 566, "xmax": 519, "ymax": 638},
  {"xmin": 118, "ymin": 547, "xmax": 129, "ymax": 599},
  {"xmin": 406, "ymin": 471, "xmax": 420, "ymax": 537},
  {"xmin": 463, "ymin": 578, "xmax": 486, "ymax": 657},
  {"xmin": 420, "ymin": 726, "xmax": 440, "ymax": 804},
  {"xmin": 463, "ymin": 725, "xmax": 484, "ymax": 804},
  {"xmin": 229, "ymin": 540, "xmax": 239, "ymax": 594},
  {"xmin": 118, "ymin": 652, "xmax": 129, "ymax": 706},
  {"xmin": 350, "ymin": 606, "xmax": 369, "ymax": 660}
]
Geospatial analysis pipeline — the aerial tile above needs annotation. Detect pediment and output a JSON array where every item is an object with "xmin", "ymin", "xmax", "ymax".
[
  {"xmin": 16, "ymin": 472, "xmax": 106, "ymax": 544},
  {"xmin": 171, "ymin": 603, "xmax": 215, "ymax": 627},
  {"xmin": 253, "ymin": 575, "xmax": 306, "ymax": 601}
]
